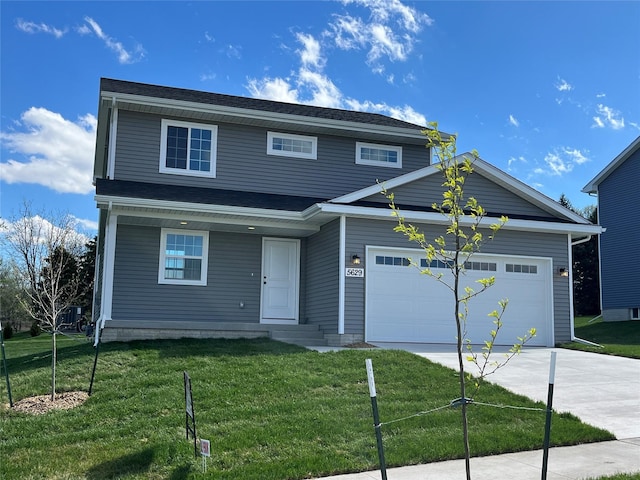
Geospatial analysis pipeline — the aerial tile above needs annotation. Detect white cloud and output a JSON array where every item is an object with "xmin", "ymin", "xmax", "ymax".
[
  {"xmin": 16, "ymin": 18, "xmax": 66, "ymax": 38},
  {"xmin": 246, "ymin": 1, "xmax": 431, "ymax": 125},
  {"xmin": 537, "ymin": 147, "xmax": 589, "ymax": 176},
  {"xmin": 2, "ymin": 215, "xmax": 91, "ymax": 248},
  {"xmin": 507, "ymin": 156, "xmax": 527, "ymax": 169},
  {"xmin": 246, "ymin": 32, "xmax": 427, "ymax": 125},
  {"xmin": 224, "ymin": 44, "xmax": 242, "ymax": 59},
  {"xmin": 596, "ymin": 93, "xmax": 606, "ymax": 98},
  {"xmin": 82, "ymin": 16, "xmax": 145, "ymax": 64},
  {"xmin": 297, "ymin": 33, "xmax": 324, "ymax": 69},
  {"xmin": 555, "ymin": 77, "xmax": 573, "ymax": 92},
  {"xmin": 327, "ymin": 0, "xmax": 432, "ymax": 73},
  {"xmin": 508, "ymin": 114, "xmax": 519, "ymax": 127},
  {"xmin": 0, "ymin": 107, "xmax": 96, "ymax": 194},
  {"xmin": 592, "ymin": 104, "xmax": 625, "ymax": 130},
  {"xmin": 200, "ymin": 72, "xmax": 216, "ymax": 82}
]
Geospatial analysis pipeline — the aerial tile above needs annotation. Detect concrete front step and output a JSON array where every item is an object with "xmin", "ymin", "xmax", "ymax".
[{"xmin": 269, "ymin": 325, "xmax": 328, "ymax": 346}]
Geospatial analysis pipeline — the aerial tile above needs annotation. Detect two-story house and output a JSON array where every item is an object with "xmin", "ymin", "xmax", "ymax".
[
  {"xmin": 582, "ymin": 136, "xmax": 640, "ymax": 322},
  {"xmin": 92, "ymin": 78, "xmax": 601, "ymax": 347}
]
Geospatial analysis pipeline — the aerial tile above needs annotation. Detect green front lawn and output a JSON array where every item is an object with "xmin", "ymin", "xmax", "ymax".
[
  {"xmin": 1, "ymin": 332, "xmax": 614, "ymax": 479},
  {"xmin": 559, "ymin": 316, "xmax": 640, "ymax": 359}
]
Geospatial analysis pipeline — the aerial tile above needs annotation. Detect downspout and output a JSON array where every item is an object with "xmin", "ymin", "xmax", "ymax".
[
  {"xmin": 93, "ymin": 201, "xmax": 112, "ymax": 346},
  {"xmin": 338, "ymin": 215, "xmax": 346, "ymax": 335}
]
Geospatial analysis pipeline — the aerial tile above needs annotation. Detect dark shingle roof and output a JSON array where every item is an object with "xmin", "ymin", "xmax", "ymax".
[
  {"xmin": 95, "ymin": 178, "xmax": 328, "ymax": 211},
  {"xmin": 100, "ymin": 78, "xmax": 426, "ymax": 130}
]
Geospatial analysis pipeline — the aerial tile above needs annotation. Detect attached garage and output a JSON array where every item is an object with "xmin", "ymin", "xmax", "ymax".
[{"xmin": 365, "ymin": 247, "xmax": 553, "ymax": 347}]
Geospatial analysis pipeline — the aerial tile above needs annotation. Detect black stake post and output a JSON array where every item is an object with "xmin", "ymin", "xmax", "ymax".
[
  {"xmin": 184, "ymin": 371, "xmax": 198, "ymax": 457},
  {"xmin": 88, "ymin": 335, "xmax": 101, "ymax": 396},
  {"xmin": 0, "ymin": 322, "xmax": 13, "ymax": 407},
  {"xmin": 365, "ymin": 359, "xmax": 387, "ymax": 480},
  {"xmin": 541, "ymin": 351, "xmax": 557, "ymax": 480}
]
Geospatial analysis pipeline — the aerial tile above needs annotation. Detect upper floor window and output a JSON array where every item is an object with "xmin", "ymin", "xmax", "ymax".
[
  {"xmin": 160, "ymin": 119, "xmax": 218, "ymax": 177},
  {"xmin": 267, "ymin": 132, "xmax": 317, "ymax": 160},
  {"xmin": 158, "ymin": 229, "xmax": 209, "ymax": 286},
  {"xmin": 356, "ymin": 142, "xmax": 402, "ymax": 168}
]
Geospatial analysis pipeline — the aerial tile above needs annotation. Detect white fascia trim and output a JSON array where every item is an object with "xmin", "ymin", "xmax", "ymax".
[
  {"xmin": 318, "ymin": 203, "xmax": 604, "ymax": 236},
  {"xmin": 470, "ymin": 157, "xmax": 591, "ymax": 225},
  {"xmin": 101, "ymin": 91, "xmax": 427, "ymax": 141},
  {"xmin": 107, "ymin": 101, "xmax": 118, "ymax": 179},
  {"xmin": 332, "ymin": 155, "xmax": 591, "ymax": 225},
  {"xmin": 582, "ymin": 136, "xmax": 640, "ymax": 193},
  {"xmin": 95, "ymin": 195, "xmax": 310, "ymax": 222},
  {"xmin": 338, "ymin": 216, "xmax": 346, "ymax": 335},
  {"xmin": 332, "ymin": 164, "xmax": 439, "ymax": 203}
]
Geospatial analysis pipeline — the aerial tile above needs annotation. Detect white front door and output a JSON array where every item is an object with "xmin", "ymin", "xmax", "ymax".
[{"xmin": 261, "ymin": 238, "xmax": 300, "ymax": 324}]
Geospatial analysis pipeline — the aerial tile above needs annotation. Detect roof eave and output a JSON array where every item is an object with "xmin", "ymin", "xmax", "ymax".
[{"xmin": 100, "ymin": 90, "xmax": 430, "ymax": 141}]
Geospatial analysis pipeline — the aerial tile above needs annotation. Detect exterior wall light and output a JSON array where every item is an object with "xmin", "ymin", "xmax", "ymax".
[
  {"xmin": 352, "ymin": 254, "xmax": 361, "ymax": 265},
  {"xmin": 558, "ymin": 267, "xmax": 569, "ymax": 277}
]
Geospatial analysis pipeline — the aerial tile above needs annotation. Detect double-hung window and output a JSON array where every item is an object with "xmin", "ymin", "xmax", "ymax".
[
  {"xmin": 267, "ymin": 131, "xmax": 317, "ymax": 159},
  {"xmin": 356, "ymin": 142, "xmax": 402, "ymax": 168},
  {"xmin": 158, "ymin": 229, "xmax": 209, "ymax": 286},
  {"xmin": 160, "ymin": 119, "xmax": 218, "ymax": 177}
]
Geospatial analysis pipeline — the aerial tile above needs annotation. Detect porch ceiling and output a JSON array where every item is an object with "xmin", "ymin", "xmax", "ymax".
[{"xmin": 106, "ymin": 204, "xmax": 337, "ymax": 238}]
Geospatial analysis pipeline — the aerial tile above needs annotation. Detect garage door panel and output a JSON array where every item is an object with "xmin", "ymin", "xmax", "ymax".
[{"xmin": 366, "ymin": 249, "xmax": 551, "ymax": 346}]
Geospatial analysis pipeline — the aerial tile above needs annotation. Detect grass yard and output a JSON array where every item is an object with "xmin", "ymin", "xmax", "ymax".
[
  {"xmin": 559, "ymin": 316, "xmax": 640, "ymax": 359},
  {"xmin": 1, "ymin": 332, "xmax": 614, "ymax": 480}
]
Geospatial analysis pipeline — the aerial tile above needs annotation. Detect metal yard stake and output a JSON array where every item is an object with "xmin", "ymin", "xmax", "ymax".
[
  {"xmin": 365, "ymin": 359, "xmax": 388, "ymax": 480},
  {"xmin": 0, "ymin": 322, "xmax": 13, "ymax": 407},
  {"xmin": 541, "ymin": 351, "xmax": 557, "ymax": 480}
]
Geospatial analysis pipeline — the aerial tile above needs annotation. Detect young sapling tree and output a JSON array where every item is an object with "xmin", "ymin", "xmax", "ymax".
[{"xmin": 383, "ymin": 124, "xmax": 536, "ymax": 479}]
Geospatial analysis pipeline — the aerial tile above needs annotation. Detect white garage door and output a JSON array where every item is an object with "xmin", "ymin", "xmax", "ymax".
[{"xmin": 365, "ymin": 247, "xmax": 553, "ymax": 347}]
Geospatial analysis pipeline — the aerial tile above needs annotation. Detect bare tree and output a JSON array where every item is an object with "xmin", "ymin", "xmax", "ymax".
[{"xmin": 2, "ymin": 202, "xmax": 89, "ymax": 400}]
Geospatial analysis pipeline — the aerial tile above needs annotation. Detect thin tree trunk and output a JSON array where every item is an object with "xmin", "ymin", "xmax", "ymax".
[
  {"xmin": 51, "ymin": 331, "xmax": 56, "ymax": 401},
  {"xmin": 454, "ymin": 238, "xmax": 472, "ymax": 480}
]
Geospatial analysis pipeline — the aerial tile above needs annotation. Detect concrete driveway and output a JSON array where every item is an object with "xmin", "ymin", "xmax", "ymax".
[{"xmin": 370, "ymin": 344, "xmax": 640, "ymax": 440}]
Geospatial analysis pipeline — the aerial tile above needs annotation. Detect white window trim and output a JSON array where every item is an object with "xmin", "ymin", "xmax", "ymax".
[
  {"xmin": 267, "ymin": 131, "xmax": 317, "ymax": 160},
  {"xmin": 158, "ymin": 229, "xmax": 209, "ymax": 286},
  {"xmin": 356, "ymin": 141, "xmax": 402, "ymax": 168},
  {"xmin": 159, "ymin": 119, "xmax": 218, "ymax": 178}
]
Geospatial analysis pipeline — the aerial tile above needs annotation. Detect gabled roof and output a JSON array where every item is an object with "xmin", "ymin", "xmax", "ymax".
[
  {"xmin": 582, "ymin": 136, "xmax": 640, "ymax": 194},
  {"xmin": 331, "ymin": 153, "xmax": 592, "ymax": 225}
]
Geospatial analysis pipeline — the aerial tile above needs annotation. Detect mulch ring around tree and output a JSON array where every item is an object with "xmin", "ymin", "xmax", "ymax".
[{"xmin": 8, "ymin": 391, "xmax": 89, "ymax": 415}]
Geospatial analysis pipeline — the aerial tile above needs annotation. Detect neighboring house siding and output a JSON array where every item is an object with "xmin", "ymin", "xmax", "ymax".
[
  {"xmin": 344, "ymin": 217, "xmax": 571, "ymax": 343},
  {"xmin": 305, "ymin": 219, "xmax": 340, "ymax": 334},
  {"xmin": 365, "ymin": 174, "xmax": 552, "ymax": 218},
  {"xmin": 113, "ymin": 110, "xmax": 430, "ymax": 198},
  {"xmin": 598, "ymin": 152, "xmax": 640, "ymax": 313},
  {"xmin": 112, "ymin": 225, "xmax": 264, "ymax": 323}
]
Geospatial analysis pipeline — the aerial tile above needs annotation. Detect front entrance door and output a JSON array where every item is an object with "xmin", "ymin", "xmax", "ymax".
[{"xmin": 261, "ymin": 238, "xmax": 300, "ymax": 323}]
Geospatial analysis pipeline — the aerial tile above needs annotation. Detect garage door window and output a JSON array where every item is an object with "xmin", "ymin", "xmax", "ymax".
[
  {"xmin": 464, "ymin": 261, "xmax": 497, "ymax": 272},
  {"xmin": 506, "ymin": 263, "xmax": 537, "ymax": 274},
  {"xmin": 375, "ymin": 255, "xmax": 411, "ymax": 266}
]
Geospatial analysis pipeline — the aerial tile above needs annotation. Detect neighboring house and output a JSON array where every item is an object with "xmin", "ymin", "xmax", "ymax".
[
  {"xmin": 92, "ymin": 78, "xmax": 601, "ymax": 347},
  {"xmin": 582, "ymin": 136, "xmax": 640, "ymax": 322}
]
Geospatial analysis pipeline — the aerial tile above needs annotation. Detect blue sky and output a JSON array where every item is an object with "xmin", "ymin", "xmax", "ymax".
[{"xmin": 1, "ymin": 0, "xmax": 639, "ymax": 233}]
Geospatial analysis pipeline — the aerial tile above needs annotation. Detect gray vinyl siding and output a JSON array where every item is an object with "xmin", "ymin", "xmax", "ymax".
[
  {"xmin": 305, "ymin": 219, "xmax": 340, "ymax": 333},
  {"xmin": 344, "ymin": 217, "xmax": 572, "ymax": 343},
  {"xmin": 112, "ymin": 225, "xmax": 266, "ymax": 323},
  {"xmin": 368, "ymin": 174, "xmax": 552, "ymax": 218},
  {"xmin": 113, "ymin": 110, "xmax": 430, "ymax": 198},
  {"xmin": 598, "ymin": 152, "xmax": 640, "ymax": 311}
]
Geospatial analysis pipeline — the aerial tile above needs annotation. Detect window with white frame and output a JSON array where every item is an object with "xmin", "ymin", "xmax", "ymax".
[
  {"xmin": 356, "ymin": 142, "xmax": 402, "ymax": 168},
  {"xmin": 267, "ymin": 131, "xmax": 317, "ymax": 159},
  {"xmin": 160, "ymin": 119, "xmax": 218, "ymax": 177},
  {"xmin": 158, "ymin": 229, "xmax": 209, "ymax": 286}
]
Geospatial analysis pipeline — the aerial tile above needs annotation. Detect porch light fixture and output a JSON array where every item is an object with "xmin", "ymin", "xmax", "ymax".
[
  {"xmin": 180, "ymin": 221, "xmax": 188, "ymax": 225},
  {"xmin": 557, "ymin": 267, "xmax": 569, "ymax": 277},
  {"xmin": 247, "ymin": 226, "xmax": 256, "ymax": 230},
  {"xmin": 352, "ymin": 254, "xmax": 361, "ymax": 265}
]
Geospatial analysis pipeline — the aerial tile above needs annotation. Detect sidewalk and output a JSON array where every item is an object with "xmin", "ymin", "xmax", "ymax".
[{"xmin": 314, "ymin": 438, "xmax": 640, "ymax": 479}]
